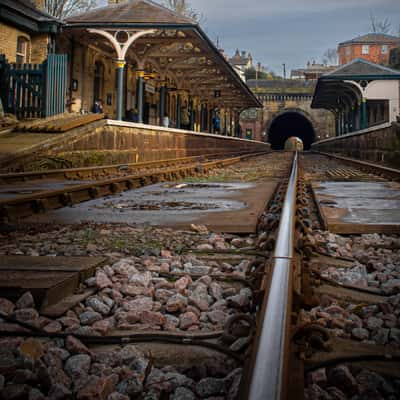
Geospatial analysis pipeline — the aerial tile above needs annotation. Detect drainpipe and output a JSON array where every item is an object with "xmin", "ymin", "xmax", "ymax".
[{"xmin": 115, "ymin": 60, "xmax": 126, "ymax": 121}]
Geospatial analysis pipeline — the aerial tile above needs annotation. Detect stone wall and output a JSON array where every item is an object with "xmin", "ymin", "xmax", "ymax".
[
  {"xmin": 4, "ymin": 121, "xmax": 270, "ymax": 170},
  {"xmin": 311, "ymin": 122, "xmax": 400, "ymax": 169},
  {"xmin": 53, "ymin": 121, "xmax": 271, "ymax": 166}
]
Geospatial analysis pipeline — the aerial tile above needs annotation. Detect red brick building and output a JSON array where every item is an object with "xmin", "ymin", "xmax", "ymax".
[{"xmin": 338, "ymin": 33, "xmax": 400, "ymax": 66}]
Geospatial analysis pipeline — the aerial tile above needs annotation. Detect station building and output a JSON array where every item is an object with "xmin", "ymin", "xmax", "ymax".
[
  {"xmin": 312, "ymin": 58, "xmax": 400, "ymax": 136},
  {"xmin": 0, "ymin": 0, "xmax": 260, "ymax": 135}
]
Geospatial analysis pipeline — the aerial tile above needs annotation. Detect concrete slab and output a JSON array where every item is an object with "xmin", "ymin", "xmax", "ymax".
[
  {"xmin": 312, "ymin": 181, "xmax": 400, "ymax": 234},
  {"xmin": 26, "ymin": 179, "xmax": 277, "ymax": 233}
]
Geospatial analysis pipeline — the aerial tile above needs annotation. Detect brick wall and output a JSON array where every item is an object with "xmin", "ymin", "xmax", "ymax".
[
  {"xmin": 0, "ymin": 22, "xmax": 48, "ymax": 64},
  {"xmin": 0, "ymin": 23, "xmax": 30, "ymax": 63},
  {"xmin": 30, "ymin": 34, "xmax": 49, "ymax": 64},
  {"xmin": 338, "ymin": 43, "xmax": 399, "ymax": 65},
  {"xmin": 312, "ymin": 122, "xmax": 400, "ymax": 169}
]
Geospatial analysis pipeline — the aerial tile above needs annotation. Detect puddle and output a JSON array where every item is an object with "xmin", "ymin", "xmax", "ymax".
[{"xmin": 97, "ymin": 200, "xmax": 220, "ymax": 211}]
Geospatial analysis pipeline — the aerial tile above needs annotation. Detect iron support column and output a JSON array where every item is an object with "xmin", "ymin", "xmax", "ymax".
[
  {"xmin": 137, "ymin": 70, "xmax": 145, "ymax": 124},
  {"xmin": 159, "ymin": 84, "xmax": 166, "ymax": 126},
  {"xmin": 224, "ymin": 111, "xmax": 227, "ymax": 135},
  {"xmin": 361, "ymin": 98, "xmax": 367, "ymax": 130},
  {"xmin": 176, "ymin": 94, "xmax": 181, "ymax": 129},
  {"xmin": 189, "ymin": 97, "xmax": 195, "ymax": 131},
  {"xmin": 116, "ymin": 60, "xmax": 126, "ymax": 121}
]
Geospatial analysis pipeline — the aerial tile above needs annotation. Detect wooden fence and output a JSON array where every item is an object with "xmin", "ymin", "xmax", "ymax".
[{"xmin": 0, "ymin": 54, "xmax": 67, "ymax": 119}]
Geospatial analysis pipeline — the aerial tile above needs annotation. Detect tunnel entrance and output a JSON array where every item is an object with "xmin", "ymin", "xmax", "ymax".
[{"xmin": 268, "ymin": 111, "xmax": 315, "ymax": 150}]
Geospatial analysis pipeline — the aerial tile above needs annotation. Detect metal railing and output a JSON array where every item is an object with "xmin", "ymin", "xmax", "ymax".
[{"xmin": 246, "ymin": 151, "xmax": 298, "ymax": 400}]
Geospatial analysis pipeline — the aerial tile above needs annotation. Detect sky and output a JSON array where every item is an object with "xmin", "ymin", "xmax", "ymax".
[{"xmin": 188, "ymin": 0, "xmax": 400, "ymax": 75}]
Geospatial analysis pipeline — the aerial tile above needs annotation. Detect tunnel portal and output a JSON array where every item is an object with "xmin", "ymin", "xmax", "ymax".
[{"xmin": 268, "ymin": 111, "xmax": 315, "ymax": 150}]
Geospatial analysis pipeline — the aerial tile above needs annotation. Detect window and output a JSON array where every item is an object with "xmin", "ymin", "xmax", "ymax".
[
  {"xmin": 382, "ymin": 45, "xmax": 388, "ymax": 54},
  {"xmin": 362, "ymin": 45, "xmax": 369, "ymax": 55},
  {"xmin": 345, "ymin": 46, "xmax": 351, "ymax": 56},
  {"xmin": 16, "ymin": 37, "xmax": 29, "ymax": 64}
]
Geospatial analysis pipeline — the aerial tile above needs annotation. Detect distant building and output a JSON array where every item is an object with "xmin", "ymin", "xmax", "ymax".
[
  {"xmin": 291, "ymin": 61, "xmax": 337, "ymax": 80},
  {"xmin": 228, "ymin": 49, "xmax": 253, "ymax": 80},
  {"xmin": 338, "ymin": 33, "xmax": 400, "ymax": 66}
]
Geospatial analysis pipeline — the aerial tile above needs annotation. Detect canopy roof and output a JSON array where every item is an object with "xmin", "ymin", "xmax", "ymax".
[
  {"xmin": 65, "ymin": 0, "xmax": 261, "ymax": 109},
  {"xmin": 311, "ymin": 59, "xmax": 400, "ymax": 111}
]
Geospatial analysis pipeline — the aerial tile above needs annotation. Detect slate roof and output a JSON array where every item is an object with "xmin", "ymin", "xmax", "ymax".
[
  {"xmin": 323, "ymin": 58, "xmax": 400, "ymax": 78},
  {"xmin": 0, "ymin": 0, "xmax": 58, "ymax": 22},
  {"xmin": 339, "ymin": 33, "xmax": 400, "ymax": 46},
  {"xmin": 67, "ymin": 0, "xmax": 195, "ymax": 25}
]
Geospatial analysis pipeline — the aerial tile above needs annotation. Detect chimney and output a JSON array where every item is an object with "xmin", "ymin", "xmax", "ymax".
[{"xmin": 108, "ymin": 0, "xmax": 129, "ymax": 4}]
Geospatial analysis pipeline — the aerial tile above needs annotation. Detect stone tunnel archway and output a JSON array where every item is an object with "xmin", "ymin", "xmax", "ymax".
[{"xmin": 267, "ymin": 109, "xmax": 316, "ymax": 150}]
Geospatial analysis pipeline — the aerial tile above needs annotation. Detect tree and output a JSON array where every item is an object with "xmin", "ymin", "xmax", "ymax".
[
  {"xmin": 44, "ymin": 0, "xmax": 98, "ymax": 19},
  {"xmin": 369, "ymin": 12, "xmax": 392, "ymax": 34},
  {"xmin": 322, "ymin": 48, "xmax": 338, "ymax": 66},
  {"xmin": 164, "ymin": 0, "xmax": 202, "ymax": 22},
  {"xmin": 244, "ymin": 67, "xmax": 269, "ymax": 81}
]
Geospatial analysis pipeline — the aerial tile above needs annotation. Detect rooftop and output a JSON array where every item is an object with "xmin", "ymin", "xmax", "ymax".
[
  {"xmin": 339, "ymin": 33, "xmax": 400, "ymax": 46},
  {"xmin": 66, "ymin": 0, "xmax": 195, "ymax": 25},
  {"xmin": 0, "ymin": 0, "xmax": 58, "ymax": 22},
  {"xmin": 322, "ymin": 58, "xmax": 400, "ymax": 78}
]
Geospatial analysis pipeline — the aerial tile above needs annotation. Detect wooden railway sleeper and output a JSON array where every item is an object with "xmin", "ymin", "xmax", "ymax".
[{"xmin": 59, "ymin": 192, "xmax": 73, "ymax": 206}]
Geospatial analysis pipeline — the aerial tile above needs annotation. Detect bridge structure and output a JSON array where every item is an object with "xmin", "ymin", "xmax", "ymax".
[{"xmin": 240, "ymin": 79, "xmax": 335, "ymax": 149}]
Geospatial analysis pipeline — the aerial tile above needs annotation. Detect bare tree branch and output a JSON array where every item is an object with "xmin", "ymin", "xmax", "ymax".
[
  {"xmin": 369, "ymin": 12, "xmax": 392, "ymax": 34},
  {"xmin": 163, "ymin": 0, "xmax": 204, "ymax": 23},
  {"xmin": 44, "ymin": 0, "xmax": 98, "ymax": 19},
  {"xmin": 322, "ymin": 48, "xmax": 338, "ymax": 66}
]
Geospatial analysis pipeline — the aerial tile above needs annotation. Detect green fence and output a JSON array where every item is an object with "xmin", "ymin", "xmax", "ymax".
[{"xmin": 0, "ymin": 54, "xmax": 67, "ymax": 119}]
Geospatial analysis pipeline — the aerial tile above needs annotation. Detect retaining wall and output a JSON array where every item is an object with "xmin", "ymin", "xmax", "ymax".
[
  {"xmin": 1, "ymin": 120, "xmax": 270, "ymax": 170},
  {"xmin": 311, "ymin": 122, "xmax": 400, "ymax": 169}
]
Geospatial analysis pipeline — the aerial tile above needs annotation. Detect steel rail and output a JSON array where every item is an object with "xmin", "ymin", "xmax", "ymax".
[
  {"xmin": 0, "ymin": 152, "xmax": 265, "ymax": 222},
  {"xmin": 0, "ymin": 150, "xmax": 262, "ymax": 184},
  {"xmin": 246, "ymin": 151, "xmax": 298, "ymax": 400},
  {"xmin": 312, "ymin": 151, "xmax": 400, "ymax": 181}
]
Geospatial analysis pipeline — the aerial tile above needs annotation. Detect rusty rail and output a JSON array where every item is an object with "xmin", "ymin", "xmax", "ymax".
[
  {"xmin": 0, "ymin": 151, "xmax": 262, "ymax": 184},
  {"xmin": 313, "ymin": 151, "xmax": 400, "ymax": 181},
  {"xmin": 245, "ymin": 152, "xmax": 298, "ymax": 400},
  {"xmin": 0, "ymin": 152, "xmax": 265, "ymax": 222}
]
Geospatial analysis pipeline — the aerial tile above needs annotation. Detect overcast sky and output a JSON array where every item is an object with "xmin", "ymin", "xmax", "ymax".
[{"xmin": 190, "ymin": 0, "xmax": 400, "ymax": 74}]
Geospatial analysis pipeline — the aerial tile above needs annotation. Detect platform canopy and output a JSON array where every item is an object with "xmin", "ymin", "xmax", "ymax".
[
  {"xmin": 64, "ymin": 0, "xmax": 261, "ymax": 110},
  {"xmin": 312, "ymin": 58, "xmax": 400, "ymax": 111},
  {"xmin": 311, "ymin": 59, "xmax": 400, "ymax": 134}
]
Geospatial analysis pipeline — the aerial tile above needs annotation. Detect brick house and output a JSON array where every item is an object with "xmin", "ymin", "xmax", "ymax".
[
  {"xmin": 0, "ymin": 0, "xmax": 61, "ymax": 64},
  {"xmin": 338, "ymin": 33, "xmax": 400, "ymax": 66}
]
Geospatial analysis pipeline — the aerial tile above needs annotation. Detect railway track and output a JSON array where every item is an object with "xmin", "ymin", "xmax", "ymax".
[
  {"xmin": 0, "ymin": 150, "xmax": 399, "ymax": 399},
  {"xmin": 0, "ymin": 151, "xmax": 267, "ymax": 223}
]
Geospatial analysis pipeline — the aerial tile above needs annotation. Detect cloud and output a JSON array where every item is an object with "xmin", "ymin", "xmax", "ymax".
[{"xmin": 193, "ymin": 0, "xmax": 399, "ymax": 19}]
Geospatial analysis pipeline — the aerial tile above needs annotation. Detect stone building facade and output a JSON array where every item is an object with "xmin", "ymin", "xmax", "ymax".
[{"xmin": 0, "ymin": 0, "xmax": 59, "ymax": 64}]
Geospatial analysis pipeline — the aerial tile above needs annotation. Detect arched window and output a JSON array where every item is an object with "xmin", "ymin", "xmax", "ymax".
[{"xmin": 16, "ymin": 37, "xmax": 29, "ymax": 64}]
